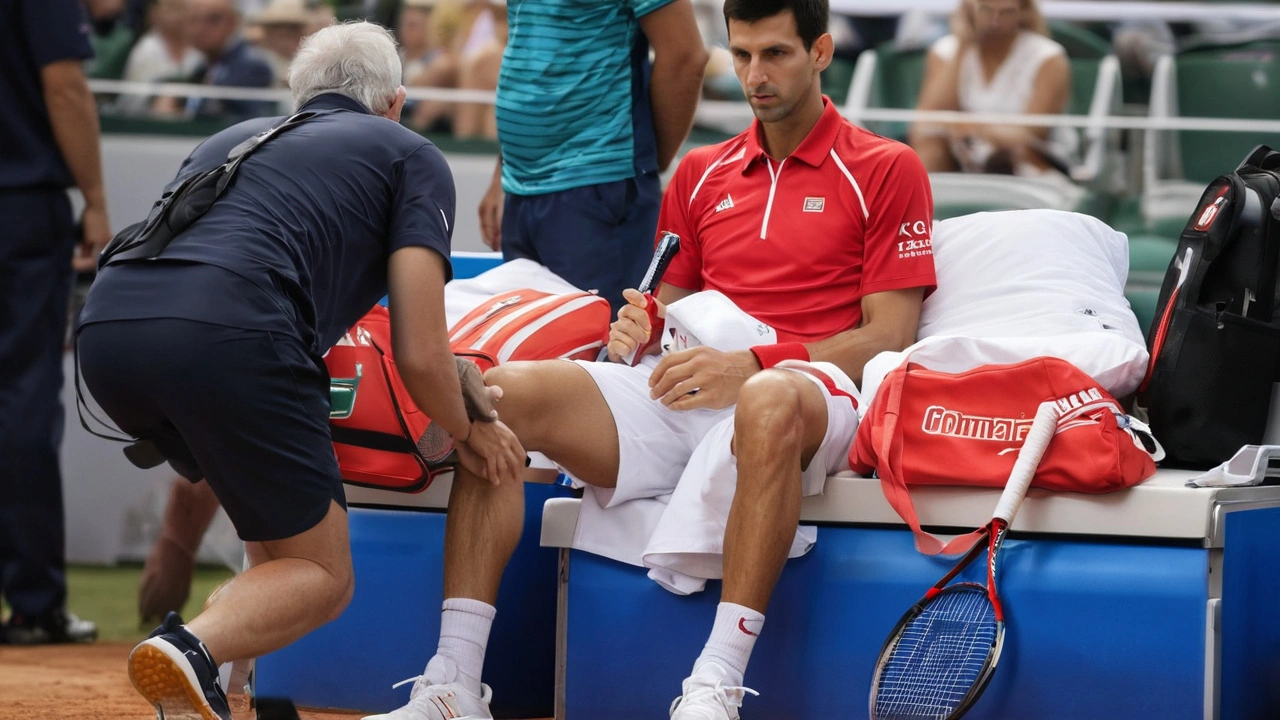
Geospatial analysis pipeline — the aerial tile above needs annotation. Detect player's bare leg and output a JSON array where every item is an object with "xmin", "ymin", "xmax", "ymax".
[
  {"xmin": 723, "ymin": 370, "xmax": 828, "ymax": 613},
  {"xmin": 444, "ymin": 359, "xmax": 623, "ymax": 603},
  {"xmin": 361, "ymin": 360, "xmax": 624, "ymax": 720},
  {"xmin": 672, "ymin": 370, "xmax": 829, "ymax": 720}
]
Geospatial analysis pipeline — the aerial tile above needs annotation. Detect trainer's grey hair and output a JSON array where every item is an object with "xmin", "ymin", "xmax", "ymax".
[{"xmin": 289, "ymin": 21, "xmax": 402, "ymax": 115}]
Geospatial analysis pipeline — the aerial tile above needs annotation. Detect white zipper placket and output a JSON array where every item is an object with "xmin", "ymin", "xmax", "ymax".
[{"xmin": 761, "ymin": 158, "xmax": 785, "ymax": 240}]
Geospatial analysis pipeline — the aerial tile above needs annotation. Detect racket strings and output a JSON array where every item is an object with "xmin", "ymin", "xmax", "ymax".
[{"xmin": 874, "ymin": 587, "xmax": 999, "ymax": 720}]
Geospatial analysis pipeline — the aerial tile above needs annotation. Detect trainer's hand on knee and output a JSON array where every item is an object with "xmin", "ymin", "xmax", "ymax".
[
  {"xmin": 606, "ymin": 289, "xmax": 665, "ymax": 362},
  {"xmin": 462, "ymin": 419, "xmax": 526, "ymax": 486}
]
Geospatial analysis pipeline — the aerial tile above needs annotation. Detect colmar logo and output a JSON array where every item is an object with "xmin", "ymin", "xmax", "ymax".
[
  {"xmin": 921, "ymin": 388, "xmax": 1108, "ymax": 443},
  {"xmin": 803, "ymin": 197, "xmax": 825, "ymax": 212},
  {"xmin": 715, "ymin": 194, "xmax": 735, "ymax": 213}
]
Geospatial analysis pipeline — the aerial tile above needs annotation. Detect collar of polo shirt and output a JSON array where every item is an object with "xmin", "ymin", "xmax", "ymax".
[{"xmin": 739, "ymin": 96, "xmax": 844, "ymax": 174}]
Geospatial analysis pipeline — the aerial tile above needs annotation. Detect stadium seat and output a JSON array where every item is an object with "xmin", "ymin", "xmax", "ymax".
[
  {"xmin": 845, "ymin": 41, "xmax": 928, "ymax": 142},
  {"xmin": 821, "ymin": 56, "xmax": 858, "ymax": 107},
  {"xmin": 1049, "ymin": 21, "xmax": 1112, "ymax": 61},
  {"xmin": 1141, "ymin": 42, "xmax": 1280, "ymax": 236},
  {"xmin": 1125, "ymin": 235, "xmax": 1177, "ymax": 337}
]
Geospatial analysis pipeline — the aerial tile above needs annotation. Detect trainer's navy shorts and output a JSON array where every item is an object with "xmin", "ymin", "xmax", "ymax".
[
  {"xmin": 77, "ymin": 318, "xmax": 344, "ymax": 542},
  {"xmin": 501, "ymin": 172, "xmax": 661, "ymax": 313}
]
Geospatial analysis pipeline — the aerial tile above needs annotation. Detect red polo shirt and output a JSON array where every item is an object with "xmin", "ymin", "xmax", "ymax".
[{"xmin": 659, "ymin": 98, "xmax": 936, "ymax": 343}]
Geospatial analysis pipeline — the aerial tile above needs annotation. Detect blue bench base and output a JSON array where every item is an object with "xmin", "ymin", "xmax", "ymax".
[
  {"xmin": 564, "ymin": 525, "xmax": 1213, "ymax": 720},
  {"xmin": 257, "ymin": 483, "xmax": 563, "ymax": 717}
]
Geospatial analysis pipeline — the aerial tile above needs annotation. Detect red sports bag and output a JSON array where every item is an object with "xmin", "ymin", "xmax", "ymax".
[
  {"xmin": 850, "ymin": 355, "xmax": 1157, "ymax": 554},
  {"xmin": 325, "ymin": 290, "xmax": 611, "ymax": 492},
  {"xmin": 448, "ymin": 289, "xmax": 611, "ymax": 365},
  {"xmin": 325, "ymin": 305, "xmax": 489, "ymax": 492}
]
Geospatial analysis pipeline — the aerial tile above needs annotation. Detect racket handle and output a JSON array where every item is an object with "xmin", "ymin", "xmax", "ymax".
[
  {"xmin": 638, "ymin": 232, "xmax": 681, "ymax": 295},
  {"xmin": 993, "ymin": 401, "xmax": 1059, "ymax": 524}
]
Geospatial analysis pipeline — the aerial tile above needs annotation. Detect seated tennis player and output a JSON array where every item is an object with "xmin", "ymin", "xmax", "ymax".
[{"xmin": 367, "ymin": 1, "xmax": 935, "ymax": 718}]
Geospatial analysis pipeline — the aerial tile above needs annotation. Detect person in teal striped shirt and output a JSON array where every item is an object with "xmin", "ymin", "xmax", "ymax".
[{"xmin": 475, "ymin": 0, "xmax": 708, "ymax": 312}]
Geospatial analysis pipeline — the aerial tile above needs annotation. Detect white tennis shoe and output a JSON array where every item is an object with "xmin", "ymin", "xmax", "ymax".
[
  {"xmin": 669, "ymin": 661, "xmax": 759, "ymax": 720},
  {"xmin": 362, "ymin": 657, "xmax": 493, "ymax": 720}
]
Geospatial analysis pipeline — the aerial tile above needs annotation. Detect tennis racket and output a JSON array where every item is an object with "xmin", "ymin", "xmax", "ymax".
[
  {"xmin": 869, "ymin": 401, "xmax": 1061, "ymax": 720},
  {"xmin": 620, "ymin": 231, "xmax": 681, "ymax": 366}
]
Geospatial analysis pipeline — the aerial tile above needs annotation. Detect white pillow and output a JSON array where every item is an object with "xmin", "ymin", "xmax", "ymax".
[
  {"xmin": 860, "ymin": 209, "xmax": 1150, "ymax": 403},
  {"xmin": 920, "ymin": 209, "xmax": 1144, "ymax": 343}
]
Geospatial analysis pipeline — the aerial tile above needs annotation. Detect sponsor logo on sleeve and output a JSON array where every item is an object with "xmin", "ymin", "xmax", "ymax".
[{"xmin": 897, "ymin": 220, "xmax": 933, "ymax": 258}]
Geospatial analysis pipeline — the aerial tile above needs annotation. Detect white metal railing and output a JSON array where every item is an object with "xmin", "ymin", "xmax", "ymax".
[
  {"xmin": 88, "ymin": 79, "xmax": 496, "ymax": 104},
  {"xmin": 88, "ymin": 80, "xmax": 1280, "ymax": 136},
  {"xmin": 823, "ymin": 0, "xmax": 1280, "ymax": 23}
]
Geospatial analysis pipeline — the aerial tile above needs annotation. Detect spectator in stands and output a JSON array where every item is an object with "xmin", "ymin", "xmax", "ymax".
[
  {"xmin": 475, "ymin": 0, "xmax": 706, "ymax": 313},
  {"xmin": 367, "ymin": 2, "xmax": 933, "ymax": 719},
  {"xmin": 84, "ymin": 0, "xmax": 138, "ymax": 79},
  {"xmin": 400, "ymin": 0, "xmax": 463, "ymax": 132},
  {"xmin": 124, "ymin": 0, "xmax": 202, "ymax": 84},
  {"xmin": 402, "ymin": 0, "xmax": 505, "ymax": 140},
  {"xmin": 252, "ymin": 0, "xmax": 319, "ymax": 86},
  {"xmin": 909, "ymin": 0, "xmax": 1075, "ymax": 177},
  {"xmin": 117, "ymin": 0, "xmax": 203, "ymax": 114},
  {"xmin": 169, "ymin": 0, "xmax": 275, "ymax": 118},
  {"xmin": 449, "ymin": 0, "xmax": 504, "ymax": 139},
  {"xmin": 0, "ymin": 0, "xmax": 107, "ymax": 646}
]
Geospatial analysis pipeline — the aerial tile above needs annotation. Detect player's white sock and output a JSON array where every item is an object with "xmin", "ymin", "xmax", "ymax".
[
  {"xmin": 692, "ymin": 602, "xmax": 764, "ymax": 686},
  {"xmin": 426, "ymin": 598, "xmax": 496, "ymax": 696}
]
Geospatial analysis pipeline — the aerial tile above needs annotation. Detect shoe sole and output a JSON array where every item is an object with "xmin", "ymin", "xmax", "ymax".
[{"xmin": 128, "ymin": 640, "xmax": 222, "ymax": 720}]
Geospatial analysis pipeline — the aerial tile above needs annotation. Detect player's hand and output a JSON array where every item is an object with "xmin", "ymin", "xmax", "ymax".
[
  {"xmin": 606, "ymin": 288, "xmax": 666, "ymax": 362},
  {"xmin": 73, "ymin": 203, "xmax": 111, "ymax": 273},
  {"xmin": 649, "ymin": 347, "xmax": 761, "ymax": 410},
  {"xmin": 459, "ymin": 419, "xmax": 526, "ymax": 486},
  {"xmin": 478, "ymin": 167, "xmax": 504, "ymax": 251}
]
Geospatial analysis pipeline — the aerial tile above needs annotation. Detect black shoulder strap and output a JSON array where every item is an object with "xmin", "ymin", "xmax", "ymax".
[
  {"xmin": 99, "ymin": 109, "xmax": 328, "ymax": 268},
  {"xmin": 215, "ymin": 110, "xmax": 319, "ymax": 194}
]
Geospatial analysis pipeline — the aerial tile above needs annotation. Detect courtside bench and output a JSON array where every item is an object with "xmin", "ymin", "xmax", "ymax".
[{"xmin": 540, "ymin": 470, "xmax": 1280, "ymax": 720}]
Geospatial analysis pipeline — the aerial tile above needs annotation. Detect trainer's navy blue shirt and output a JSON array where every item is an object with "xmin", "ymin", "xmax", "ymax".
[
  {"xmin": 79, "ymin": 93, "xmax": 456, "ymax": 354},
  {"xmin": 0, "ymin": 0, "xmax": 94, "ymax": 191}
]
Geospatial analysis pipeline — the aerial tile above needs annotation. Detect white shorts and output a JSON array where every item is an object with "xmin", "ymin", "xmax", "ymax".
[
  {"xmin": 569, "ymin": 356, "xmax": 734, "ymax": 507},
  {"xmin": 787, "ymin": 363, "xmax": 860, "ymax": 494},
  {"xmin": 567, "ymin": 357, "xmax": 859, "ymax": 507}
]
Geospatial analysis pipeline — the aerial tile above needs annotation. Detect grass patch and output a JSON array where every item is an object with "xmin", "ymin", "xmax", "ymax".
[{"xmin": 67, "ymin": 564, "xmax": 235, "ymax": 643}]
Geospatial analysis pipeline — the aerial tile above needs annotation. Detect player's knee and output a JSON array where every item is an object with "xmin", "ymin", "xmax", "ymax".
[
  {"xmin": 735, "ymin": 370, "xmax": 807, "ymax": 446},
  {"xmin": 482, "ymin": 361, "xmax": 561, "ymax": 443},
  {"xmin": 483, "ymin": 361, "xmax": 535, "ymax": 415}
]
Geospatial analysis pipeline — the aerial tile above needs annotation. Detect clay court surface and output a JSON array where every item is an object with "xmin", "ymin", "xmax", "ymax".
[{"xmin": 0, "ymin": 643, "xmax": 364, "ymax": 720}]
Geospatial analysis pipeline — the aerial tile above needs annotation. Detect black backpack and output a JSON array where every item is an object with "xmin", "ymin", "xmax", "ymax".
[{"xmin": 1139, "ymin": 145, "xmax": 1280, "ymax": 468}]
